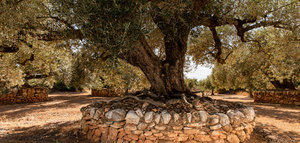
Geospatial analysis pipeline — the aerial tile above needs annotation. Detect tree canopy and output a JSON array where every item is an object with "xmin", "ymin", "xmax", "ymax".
[
  {"xmin": 0, "ymin": 0, "xmax": 298, "ymax": 97},
  {"xmin": 211, "ymin": 27, "xmax": 299, "ymax": 91}
]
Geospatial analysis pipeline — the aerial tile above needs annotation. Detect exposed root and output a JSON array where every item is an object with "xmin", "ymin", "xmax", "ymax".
[
  {"xmin": 111, "ymin": 95, "xmax": 166, "ymax": 107},
  {"xmin": 180, "ymin": 93, "xmax": 193, "ymax": 108}
]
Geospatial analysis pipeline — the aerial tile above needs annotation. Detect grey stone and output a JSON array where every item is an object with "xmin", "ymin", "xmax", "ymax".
[
  {"xmin": 154, "ymin": 113, "xmax": 161, "ymax": 124},
  {"xmin": 173, "ymin": 113, "xmax": 180, "ymax": 122},
  {"xmin": 199, "ymin": 111, "xmax": 208, "ymax": 122},
  {"xmin": 105, "ymin": 109, "xmax": 126, "ymax": 121},
  {"xmin": 209, "ymin": 115, "xmax": 219, "ymax": 125},
  {"xmin": 90, "ymin": 107, "xmax": 96, "ymax": 117},
  {"xmin": 135, "ymin": 108, "xmax": 144, "ymax": 118},
  {"xmin": 161, "ymin": 110, "xmax": 171, "ymax": 124},
  {"xmin": 144, "ymin": 111, "xmax": 154, "ymax": 123},
  {"xmin": 227, "ymin": 110, "xmax": 245, "ymax": 125},
  {"xmin": 125, "ymin": 110, "xmax": 140, "ymax": 124},
  {"xmin": 218, "ymin": 113, "xmax": 230, "ymax": 126},
  {"xmin": 240, "ymin": 107, "xmax": 255, "ymax": 122},
  {"xmin": 187, "ymin": 113, "xmax": 192, "ymax": 123}
]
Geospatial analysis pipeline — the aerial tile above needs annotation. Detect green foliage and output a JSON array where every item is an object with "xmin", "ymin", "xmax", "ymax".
[
  {"xmin": 0, "ymin": 0, "xmax": 298, "ymax": 95},
  {"xmin": 198, "ymin": 76, "xmax": 214, "ymax": 91},
  {"xmin": 211, "ymin": 27, "xmax": 299, "ymax": 91},
  {"xmin": 185, "ymin": 78, "xmax": 199, "ymax": 91},
  {"xmin": 0, "ymin": 41, "xmax": 73, "ymax": 91},
  {"xmin": 52, "ymin": 81, "xmax": 76, "ymax": 92}
]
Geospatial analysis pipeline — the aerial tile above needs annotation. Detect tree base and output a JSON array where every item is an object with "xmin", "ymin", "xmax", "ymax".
[{"xmin": 81, "ymin": 95, "xmax": 256, "ymax": 142}]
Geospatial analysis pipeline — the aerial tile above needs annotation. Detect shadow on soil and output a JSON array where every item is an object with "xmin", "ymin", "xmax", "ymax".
[
  {"xmin": 0, "ymin": 121, "xmax": 89, "ymax": 143},
  {"xmin": 254, "ymin": 105, "xmax": 300, "ymax": 124},
  {"xmin": 254, "ymin": 122, "xmax": 299, "ymax": 143},
  {"xmin": 0, "ymin": 92, "xmax": 113, "ymax": 120}
]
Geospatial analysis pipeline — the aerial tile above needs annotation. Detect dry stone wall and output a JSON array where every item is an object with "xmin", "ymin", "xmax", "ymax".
[
  {"xmin": 253, "ymin": 90, "xmax": 299, "ymax": 105},
  {"xmin": 0, "ymin": 87, "xmax": 48, "ymax": 104},
  {"xmin": 81, "ymin": 103, "xmax": 255, "ymax": 143},
  {"xmin": 91, "ymin": 89, "xmax": 120, "ymax": 97}
]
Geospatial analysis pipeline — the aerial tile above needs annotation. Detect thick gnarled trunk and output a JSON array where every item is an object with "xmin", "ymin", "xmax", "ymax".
[
  {"xmin": 121, "ymin": 24, "xmax": 191, "ymax": 98},
  {"xmin": 122, "ymin": 46, "xmax": 190, "ymax": 98}
]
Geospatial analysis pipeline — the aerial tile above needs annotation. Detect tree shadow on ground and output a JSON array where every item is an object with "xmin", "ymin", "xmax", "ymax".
[
  {"xmin": 0, "ymin": 92, "xmax": 114, "ymax": 120},
  {"xmin": 254, "ymin": 122, "xmax": 299, "ymax": 143},
  {"xmin": 222, "ymin": 95, "xmax": 300, "ymax": 123},
  {"xmin": 0, "ymin": 121, "xmax": 90, "ymax": 143},
  {"xmin": 223, "ymin": 96, "xmax": 253, "ymax": 101},
  {"xmin": 253, "ymin": 105, "xmax": 300, "ymax": 124}
]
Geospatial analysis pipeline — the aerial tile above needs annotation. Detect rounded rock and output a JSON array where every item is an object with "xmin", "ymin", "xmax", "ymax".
[
  {"xmin": 173, "ymin": 113, "xmax": 180, "ymax": 122},
  {"xmin": 105, "ymin": 109, "xmax": 126, "ymax": 121},
  {"xmin": 198, "ymin": 111, "xmax": 208, "ymax": 122},
  {"xmin": 209, "ymin": 115, "xmax": 220, "ymax": 125},
  {"xmin": 125, "ymin": 110, "xmax": 140, "ymax": 124},
  {"xmin": 161, "ymin": 110, "xmax": 171, "ymax": 124},
  {"xmin": 135, "ymin": 108, "xmax": 144, "ymax": 118},
  {"xmin": 186, "ymin": 113, "xmax": 192, "ymax": 123},
  {"xmin": 240, "ymin": 107, "xmax": 255, "ymax": 122},
  {"xmin": 154, "ymin": 113, "xmax": 161, "ymax": 124},
  {"xmin": 144, "ymin": 111, "xmax": 154, "ymax": 123},
  {"xmin": 218, "ymin": 113, "xmax": 230, "ymax": 126},
  {"xmin": 227, "ymin": 110, "xmax": 245, "ymax": 125}
]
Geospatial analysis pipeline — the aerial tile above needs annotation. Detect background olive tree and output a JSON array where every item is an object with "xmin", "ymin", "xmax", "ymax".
[{"xmin": 0, "ymin": 0, "xmax": 298, "ymax": 98}]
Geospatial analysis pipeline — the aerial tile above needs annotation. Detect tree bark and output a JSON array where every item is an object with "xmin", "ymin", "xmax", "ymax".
[
  {"xmin": 121, "ymin": 24, "xmax": 191, "ymax": 98},
  {"xmin": 121, "ymin": 45, "xmax": 190, "ymax": 98}
]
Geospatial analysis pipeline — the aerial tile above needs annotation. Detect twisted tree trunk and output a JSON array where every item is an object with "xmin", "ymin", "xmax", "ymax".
[{"xmin": 121, "ymin": 23, "xmax": 191, "ymax": 98}]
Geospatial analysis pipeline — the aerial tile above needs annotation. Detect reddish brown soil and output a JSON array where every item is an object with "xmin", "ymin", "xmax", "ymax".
[
  {"xmin": 0, "ymin": 92, "xmax": 299, "ymax": 143},
  {"xmin": 211, "ymin": 94, "xmax": 300, "ymax": 143}
]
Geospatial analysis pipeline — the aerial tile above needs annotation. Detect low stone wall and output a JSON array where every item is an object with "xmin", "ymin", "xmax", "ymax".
[
  {"xmin": 0, "ymin": 87, "xmax": 48, "ymax": 104},
  {"xmin": 81, "ymin": 103, "xmax": 255, "ymax": 143},
  {"xmin": 91, "ymin": 89, "xmax": 120, "ymax": 97},
  {"xmin": 253, "ymin": 90, "xmax": 299, "ymax": 105}
]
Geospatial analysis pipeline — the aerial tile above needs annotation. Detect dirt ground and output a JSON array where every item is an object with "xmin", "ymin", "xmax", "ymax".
[{"xmin": 0, "ymin": 92, "xmax": 299, "ymax": 143}]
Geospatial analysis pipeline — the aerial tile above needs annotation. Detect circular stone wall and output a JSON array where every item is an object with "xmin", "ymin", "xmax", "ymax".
[{"xmin": 81, "ymin": 100, "xmax": 255, "ymax": 143}]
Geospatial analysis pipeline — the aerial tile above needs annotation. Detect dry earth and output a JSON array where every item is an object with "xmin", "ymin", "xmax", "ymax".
[
  {"xmin": 210, "ymin": 94, "xmax": 300, "ymax": 143},
  {"xmin": 0, "ymin": 92, "xmax": 299, "ymax": 143}
]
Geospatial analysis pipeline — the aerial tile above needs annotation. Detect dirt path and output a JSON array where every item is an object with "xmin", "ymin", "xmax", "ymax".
[
  {"xmin": 0, "ymin": 92, "xmax": 299, "ymax": 143},
  {"xmin": 0, "ymin": 92, "xmax": 113, "ymax": 143},
  {"xmin": 210, "ymin": 94, "xmax": 300, "ymax": 143}
]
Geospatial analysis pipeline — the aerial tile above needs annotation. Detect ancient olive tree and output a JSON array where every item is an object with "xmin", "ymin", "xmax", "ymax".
[
  {"xmin": 211, "ymin": 27, "xmax": 299, "ymax": 91},
  {"xmin": 1, "ymin": 0, "xmax": 298, "ymax": 98},
  {"xmin": 0, "ymin": 0, "xmax": 76, "ymax": 92}
]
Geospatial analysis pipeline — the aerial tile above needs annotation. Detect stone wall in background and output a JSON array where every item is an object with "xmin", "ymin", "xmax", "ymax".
[
  {"xmin": 0, "ymin": 87, "xmax": 48, "ymax": 104},
  {"xmin": 91, "ymin": 89, "xmax": 120, "ymax": 97},
  {"xmin": 81, "ymin": 104, "xmax": 255, "ymax": 143},
  {"xmin": 253, "ymin": 90, "xmax": 299, "ymax": 105}
]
